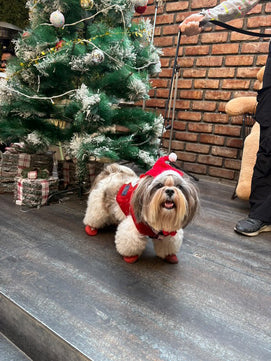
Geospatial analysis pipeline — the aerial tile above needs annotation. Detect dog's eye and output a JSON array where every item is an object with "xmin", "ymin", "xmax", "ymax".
[
  {"xmin": 156, "ymin": 183, "xmax": 164, "ymax": 189},
  {"xmin": 177, "ymin": 184, "xmax": 184, "ymax": 191}
]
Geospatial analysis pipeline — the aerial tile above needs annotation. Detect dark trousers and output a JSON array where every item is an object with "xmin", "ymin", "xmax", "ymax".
[{"xmin": 249, "ymin": 42, "xmax": 271, "ymax": 223}]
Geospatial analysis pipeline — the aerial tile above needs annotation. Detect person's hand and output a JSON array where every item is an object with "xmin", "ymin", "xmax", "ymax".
[{"xmin": 179, "ymin": 14, "xmax": 205, "ymax": 36}]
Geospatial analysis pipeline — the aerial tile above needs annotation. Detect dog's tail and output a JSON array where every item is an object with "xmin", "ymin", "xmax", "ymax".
[{"xmin": 90, "ymin": 163, "xmax": 136, "ymax": 190}]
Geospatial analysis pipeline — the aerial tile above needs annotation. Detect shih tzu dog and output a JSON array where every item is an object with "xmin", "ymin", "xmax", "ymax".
[{"xmin": 83, "ymin": 153, "xmax": 199, "ymax": 264}]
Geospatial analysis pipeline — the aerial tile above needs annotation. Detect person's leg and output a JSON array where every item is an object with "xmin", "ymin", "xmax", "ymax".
[{"xmin": 234, "ymin": 44, "xmax": 271, "ymax": 236}]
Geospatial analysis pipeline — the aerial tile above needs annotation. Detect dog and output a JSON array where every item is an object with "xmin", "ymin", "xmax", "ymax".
[{"xmin": 83, "ymin": 153, "xmax": 199, "ymax": 264}]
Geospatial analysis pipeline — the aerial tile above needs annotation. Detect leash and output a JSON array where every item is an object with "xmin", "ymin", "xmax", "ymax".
[{"xmin": 200, "ymin": 19, "xmax": 271, "ymax": 37}]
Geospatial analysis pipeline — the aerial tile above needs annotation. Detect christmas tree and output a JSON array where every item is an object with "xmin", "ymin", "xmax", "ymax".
[{"xmin": 0, "ymin": 0, "xmax": 163, "ymax": 179}]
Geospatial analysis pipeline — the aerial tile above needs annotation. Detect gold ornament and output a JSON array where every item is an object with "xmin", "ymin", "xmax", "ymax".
[{"xmin": 80, "ymin": 0, "xmax": 94, "ymax": 10}]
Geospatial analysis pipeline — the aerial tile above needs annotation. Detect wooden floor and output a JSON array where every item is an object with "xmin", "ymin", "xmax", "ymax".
[{"xmin": 0, "ymin": 177, "xmax": 270, "ymax": 361}]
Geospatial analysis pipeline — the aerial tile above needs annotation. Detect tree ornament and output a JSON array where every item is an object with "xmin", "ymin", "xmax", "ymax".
[
  {"xmin": 134, "ymin": 0, "xmax": 148, "ymax": 14},
  {"xmin": 50, "ymin": 10, "xmax": 65, "ymax": 27},
  {"xmin": 80, "ymin": 0, "xmax": 94, "ymax": 10},
  {"xmin": 55, "ymin": 40, "xmax": 65, "ymax": 50},
  {"xmin": 22, "ymin": 31, "xmax": 31, "ymax": 38},
  {"xmin": 90, "ymin": 49, "xmax": 105, "ymax": 64}
]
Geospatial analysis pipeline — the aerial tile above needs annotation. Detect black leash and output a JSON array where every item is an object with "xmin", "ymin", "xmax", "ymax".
[{"xmin": 200, "ymin": 19, "xmax": 271, "ymax": 37}]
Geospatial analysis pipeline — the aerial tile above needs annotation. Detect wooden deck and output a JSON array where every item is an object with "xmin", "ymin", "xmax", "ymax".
[{"xmin": 0, "ymin": 177, "xmax": 270, "ymax": 361}]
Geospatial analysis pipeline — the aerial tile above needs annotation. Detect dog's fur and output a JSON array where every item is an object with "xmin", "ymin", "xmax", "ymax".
[{"xmin": 83, "ymin": 163, "xmax": 199, "ymax": 262}]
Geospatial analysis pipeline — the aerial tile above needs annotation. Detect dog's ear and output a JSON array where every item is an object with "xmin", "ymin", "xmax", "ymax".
[
  {"xmin": 182, "ymin": 180, "xmax": 199, "ymax": 228},
  {"xmin": 131, "ymin": 175, "xmax": 153, "ymax": 222}
]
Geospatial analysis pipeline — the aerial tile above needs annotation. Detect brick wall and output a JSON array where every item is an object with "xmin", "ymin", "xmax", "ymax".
[{"xmin": 135, "ymin": 0, "xmax": 271, "ymax": 181}]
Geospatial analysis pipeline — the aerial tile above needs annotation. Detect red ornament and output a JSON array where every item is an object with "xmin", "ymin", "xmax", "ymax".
[
  {"xmin": 22, "ymin": 31, "xmax": 31, "ymax": 38},
  {"xmin": 135, "ymin": 5, "xmax": 147, "ymax": 14},
  {"xmin": 55, "ymin": 40, "xmax": 65, "ymax": 50}
]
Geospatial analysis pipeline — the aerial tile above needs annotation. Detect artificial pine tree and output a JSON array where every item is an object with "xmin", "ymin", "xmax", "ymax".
[{"xmin": 0, "ymin": 0, "xmax": 163, "ymax": 179}]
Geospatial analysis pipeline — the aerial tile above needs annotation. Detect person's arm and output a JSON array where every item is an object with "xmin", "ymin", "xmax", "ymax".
[
  {"xmin": 180, "ymin": 0, "xmax": 260, "ymax": 36},
  {"xmin": 200, "ymin": 0, "xmax": 260, "ymax": 23}
]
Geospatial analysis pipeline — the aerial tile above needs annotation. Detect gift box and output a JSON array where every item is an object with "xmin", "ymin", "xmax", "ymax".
[
  {"xmin": 58, "ymin": 160, "xmax": 104, "ymax": 190},
  {"xmin": 0, "ymin": 151, "xmax": 54, "ymax": 193},
  {"xmin": 14, "ymin": 177, "xmax": 59, "ymax": 207}
]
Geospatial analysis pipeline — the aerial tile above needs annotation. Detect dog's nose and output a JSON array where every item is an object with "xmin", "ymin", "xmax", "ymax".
[{"xmin": 165, "ymin": 189, "xmax": 174, "ymax": 197}]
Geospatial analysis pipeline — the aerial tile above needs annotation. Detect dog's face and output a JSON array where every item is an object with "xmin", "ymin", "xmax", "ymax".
[{"xmin": 131, "ymin": 171, "xmax": 199, "ymax": 232}]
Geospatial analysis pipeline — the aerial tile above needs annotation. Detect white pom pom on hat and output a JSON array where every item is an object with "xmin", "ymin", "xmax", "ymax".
[
  {"xmin": 168, "ymin": 152, "xmax": 177, "ymax": 162},
  {"xmin": 141, "ymin": 153, "xmax": 183, "ymax": 178}
]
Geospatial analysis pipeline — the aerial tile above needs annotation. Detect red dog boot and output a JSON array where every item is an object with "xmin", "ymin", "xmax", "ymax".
[
  {"xmin": 164, "ymin": 254, "xmax": 178, "ymax": 264},
  {"xmin": 85, "ymin": 225, "xmax": 98, "ymax": 236},
  {"xmin": 123, "ymin": 255, "xmax": 139, "ymax": 264}
]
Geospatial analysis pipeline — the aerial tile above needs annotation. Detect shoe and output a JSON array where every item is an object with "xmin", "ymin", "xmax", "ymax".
[
  {"xmin": 234, "ymin": 217, "xmax": 271, "ymax": 236},
  {"xmin": 164, "ymin": 254, "xmax": 179, "ymax": 264},
  {"xmin": 85, "ymin": 225, "xmax": 98, "ymax": 236},
  {"xmin": 123, "ymin": 255, "xmax": 139, "ymax": 264}
]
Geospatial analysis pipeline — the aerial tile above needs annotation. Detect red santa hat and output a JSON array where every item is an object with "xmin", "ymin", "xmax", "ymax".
[{"xmin": 141, "ymin": 153, "xmax": 183, "ymax": 178}]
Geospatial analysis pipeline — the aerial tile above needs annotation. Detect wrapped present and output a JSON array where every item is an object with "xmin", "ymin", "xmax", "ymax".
[
  {"xmin": 0, "ymin": 151, "xmax": 54, "ymax": 193},
  {"xmin": 14, "ymin": 177, "xmax": 59, "ymax": 207},
  {"xmin": 17, "ymin": 152, "xmax": 54, "ymax": 176},
  {"xmin": 58, "ymin": 160, "xmax": 104, "ymax": 190}
]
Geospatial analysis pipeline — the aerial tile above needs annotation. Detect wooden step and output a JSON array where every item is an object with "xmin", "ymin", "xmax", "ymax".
[{"xmin": 0, "ymin": 332, "xmax": 32, "ymax": 361}]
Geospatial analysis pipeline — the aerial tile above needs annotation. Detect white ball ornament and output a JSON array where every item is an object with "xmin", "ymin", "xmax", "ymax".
[
  {"xmin": 50, "ymin": 10, "xmax": 65, "ymax": 28},
  {"xmin": 90, "ymin": 49, "xmax": 105, "ymax": 64}
]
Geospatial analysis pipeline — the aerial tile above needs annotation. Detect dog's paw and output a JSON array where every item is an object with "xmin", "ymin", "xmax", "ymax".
[
  {"xmin": 85, "ymin": 225, "xmax": 98, "ymax": 236},
  {"xmin": 123, "ymin": 255, "xmax": 139, "ymax": 264},
  {"xmin": 164, "ymin": 254, "xmax": 178, "ymax": 264}
]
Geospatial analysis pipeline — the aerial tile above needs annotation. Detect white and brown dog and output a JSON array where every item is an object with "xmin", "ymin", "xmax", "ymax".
[{"xmin": 83, "ymin": 153, "xmax": 199, "ymax": 264}]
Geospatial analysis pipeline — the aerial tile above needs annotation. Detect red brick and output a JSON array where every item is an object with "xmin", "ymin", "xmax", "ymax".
[
  {"xmin": 205, "ymin": 91, "xmax": 232, "ymax": 101},
  {"xmin": 180, "ymin": 90, "xmax": 203, "ymax": 100},
  {"xmin": 208, "ymin": 167, "xmax": 235, "ymax": 180},
  {"xmin": 225, "ymin": 55, "xmax": 254, "ymax": 66},
  {"xmin": 194, "ymin": 79, "xmax": 220, "ymax": 89},
  {"xmin": 183, "ymin": 69, "xmax": 207, "ymax": 78},
  {"xmin": 214, "ymin": 125, "xmax": 241, "ymax": 137},
  {"xmin": 198, "ymin": 155, "xmax": 223, "ymax": 166},
  {"xmin": 222, "ymin": 79, "xmax": 250, "ymax": 90},
  {"xmin": 175, "ymin": 132, "xmax": 198, "ymax": 142},
  {"xmin": 212, "ymin": 43, "xmax": 239, "ymax": 55},
  {"xmin": 177, "ymin": 111, "xmax": 202, "ymax": 122},
  {"xmin": 226, "ymin": 138, "xmax": 243, "ymax": 149},
  {"xmin": 236, "ymin": 68, "xmax": 259, "ymax": 79},
  {"xmin": 224, "ymin": 159, "xmax": 241, "ymax": 170},
  {"xmin": 176, "ymin": 152, "xmax": 197, "ymax": 162},
  {"xmin": 173, "ymin": 121, "xmax": 186, "ymax": 131},
  {"xmin": 201, "ymin": 32, "xmax": 228, "ymax": 44},
  {"xmin": 184, "ymin": 163, "xmax": 207, "ymax": 175},
  {"xmin": 179, "ymin": 58, "xmax": 194, "ymax": 68},
  {"xmin": 156, "ymin": 14, "xmax": 175, "ymax": 25},
  {"xmin": 154, "ymin": 36, "xmax": 174, "ymax": 47},
  {"xmin": 241, "ymin": 42, "xmax": 269, "ymax": 54},
  {"xmin": 196, "ymin": 56, "xmax": 223, "ymax": 67},
  {"xmin": 188, "ymin": 123, "xmax": 213, "ymax": 133},
  {"xmin": 203, "ymin": 113, "xmax": 229, "ymax": 124},
  {"xmin": 192, "ymin": 101, "xmax": 217, "ymax": 112},
  {"xmin": 200, "ymin": 134, "xmax": 225, "ymax": 145},
  {"xmin": 166, "ymin": 1, "xmax": 189, "ymax": 12},
  {"xmin": 185, "ymin": 45, "xmax": 210, "ymax": 56},
  {"xmin": 191, "ymin": 0, "xmax": 217, "ymax": 10},
  {"xmin": 177, "ymin": 79, "xmax": 193, "ymax": 89},
  {"xmin": 211, "ymin": 146, "xmax": 238, "ymax": 158},
  {"xmin": 163, "ymin": 25, "xmax": 180, "ymax": 36},
  {"xmin": 186, "ymin": 143, "xmax": 210, "ymax": 154},
  {"xmin": 208, "ymin": 68, "xmax": 235, "ymax": 78}
]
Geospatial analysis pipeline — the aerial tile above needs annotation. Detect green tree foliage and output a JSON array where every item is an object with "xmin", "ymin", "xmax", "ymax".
[{"xmin": 0, "ymin": 0, "xmax": 163, "ymax": 177}]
